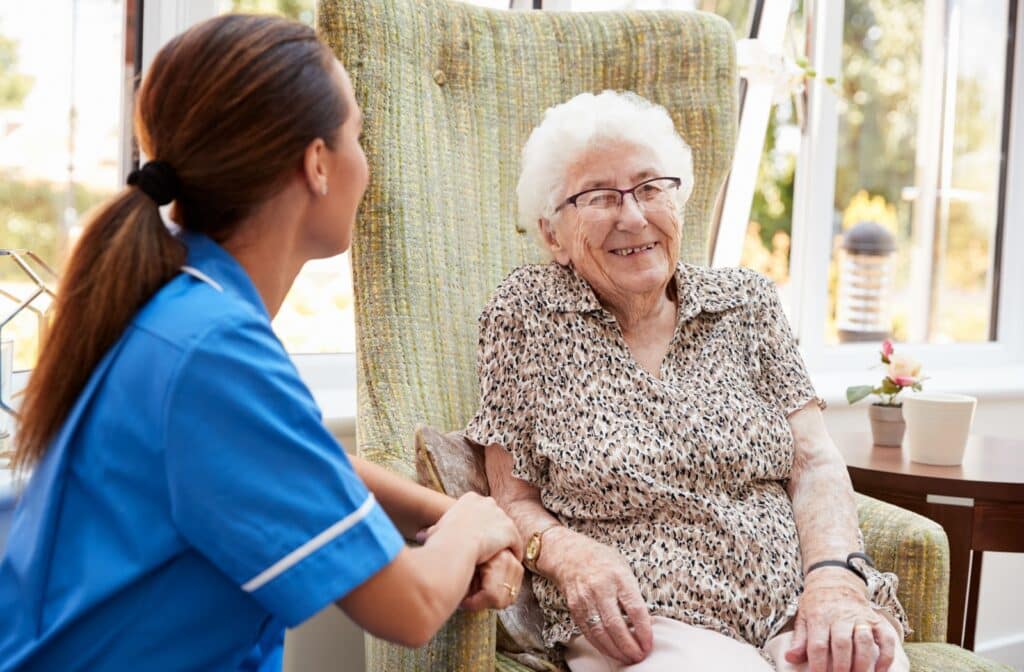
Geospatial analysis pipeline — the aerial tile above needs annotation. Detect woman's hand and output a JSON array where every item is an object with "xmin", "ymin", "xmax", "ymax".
[
  {"xmin": 543, "ymin": 529, "xmax": 653, "ymax": 665},
  {"xmin": 418, "ymin": 492, "xmax": 524, "ymax": 563},
  {"xmin": 460, "ymin": 549, "xmax": 524, "ymax": 611},
  {"xmin": 786, "ymin": 568, "xmax": 901, "ymax": 672}
]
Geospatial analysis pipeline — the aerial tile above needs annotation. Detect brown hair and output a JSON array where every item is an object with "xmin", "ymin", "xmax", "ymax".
[{"xmin": 14, "ymin": 14, "xmax": 347, "ymax": 470}]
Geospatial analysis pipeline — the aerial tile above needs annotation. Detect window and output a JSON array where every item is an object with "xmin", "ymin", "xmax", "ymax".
[
  {"xmin": 0, "ymin": 0, "xmax": 127, "ymax": 370},
  {"xmin": 827, "ymin": 0, "xmax": 1012, "ymax": 347},
  {"xmin": 0, "ymin": 0, "xmax": 352, "ymax": 370},
  {"xmin": 788, "ymin": 0, "xmax": 1024, "ymax": 374}
]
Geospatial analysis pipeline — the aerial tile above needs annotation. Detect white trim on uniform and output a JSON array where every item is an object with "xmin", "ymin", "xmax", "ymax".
[
  {"xmin": 241, "ymin": 493, "xmax": 378, "ymax": 593},
  {"xmin": 180, "ymin": 265, "xmax": 225, "ymax": 293}
]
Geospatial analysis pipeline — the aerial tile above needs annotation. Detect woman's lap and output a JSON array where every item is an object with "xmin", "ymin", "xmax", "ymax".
[
  {"xmin": 565, "ymin": 617, "xmax": 771, "ymax": 672},
  {"xmin": 564, "ymin": 616, "xmax": 910, "ymax": 672}
]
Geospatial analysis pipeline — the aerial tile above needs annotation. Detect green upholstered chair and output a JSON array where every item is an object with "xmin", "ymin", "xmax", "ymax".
[{"xmin": 317, "ymin": 1, "xmax": 1012, "ymax": 669}]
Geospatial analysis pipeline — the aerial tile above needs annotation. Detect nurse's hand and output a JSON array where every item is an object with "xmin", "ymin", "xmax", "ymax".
[
  {"xmin": 460, "ymin": 549, "xmax": 524, "ymax": 611},
  {"xmin": 417, "ymin": 492, "xmax": 524, "ymax": 563}
]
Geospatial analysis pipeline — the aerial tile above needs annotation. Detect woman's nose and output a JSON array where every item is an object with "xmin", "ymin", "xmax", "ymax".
[{"xmin": 616, "ymin": 194, "xmax": 648, "ymax": 232}]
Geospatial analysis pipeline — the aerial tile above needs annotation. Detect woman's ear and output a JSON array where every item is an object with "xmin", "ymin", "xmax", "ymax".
[
  {"xmin": 302, "ymin": 138, "xmax": 329, "ymax": 197},
  {"xmin": 538, "ymin": 217, "xmax": 571, "ymax": 264}
]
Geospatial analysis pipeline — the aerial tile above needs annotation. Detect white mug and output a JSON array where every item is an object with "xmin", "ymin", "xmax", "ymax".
[{"xmin": 903, "ymin": 392, "xmax": 977, "ymax": 466}]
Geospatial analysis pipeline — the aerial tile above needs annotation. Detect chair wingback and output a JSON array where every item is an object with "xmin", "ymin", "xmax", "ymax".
[{"xmin": 318, "ymin": 0, "xmax": 737, "ymax": 475}]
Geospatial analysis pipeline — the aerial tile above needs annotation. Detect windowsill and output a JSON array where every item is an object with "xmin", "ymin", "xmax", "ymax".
[{"xmin": 811, "ymin": 364, "xmax": 1024, "ymax": 408}]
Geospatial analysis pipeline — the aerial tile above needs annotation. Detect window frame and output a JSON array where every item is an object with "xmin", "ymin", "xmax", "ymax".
[{"xmin": 786, "ymin": 0, "xmax": 1024, "ymax": 382}]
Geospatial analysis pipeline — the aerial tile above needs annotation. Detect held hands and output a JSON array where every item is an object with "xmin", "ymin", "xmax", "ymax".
[
  {"xmin": 460, "ymin": 549, "xmax": 524, "ymax": 611},
  {"xmin": 545, "ymin": 529, "xmax": 653, "ymax": 665},
  {"xmin": 786, "ymin": 568, "xmax": 901, "ymax": 672},
  {"xmin": 416, "ymin": 492, "xmax": 524, "ymax": 611}
]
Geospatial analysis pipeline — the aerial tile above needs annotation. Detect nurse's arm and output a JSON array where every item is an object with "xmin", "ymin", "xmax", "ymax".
[
  {"xmin": 336, "ymin": 491, "xmax": 523, "ymax": 648},
  {"xmin": 349, "ymin": 454, "xmax": 452, "ymax": 539}
]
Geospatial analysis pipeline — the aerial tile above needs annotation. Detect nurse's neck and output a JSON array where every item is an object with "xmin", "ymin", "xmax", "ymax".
[{"xmin": 221, "ymin": 185, "xmax": 311, "ymax": 319}]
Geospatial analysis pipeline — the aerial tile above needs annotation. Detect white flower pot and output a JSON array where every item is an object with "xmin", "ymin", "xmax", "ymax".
[{"xmin": 903, "ymin": 392, "xmax": 977, "ymax": 466}]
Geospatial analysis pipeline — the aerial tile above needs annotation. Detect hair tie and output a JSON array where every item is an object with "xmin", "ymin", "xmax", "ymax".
[{"xmin": 127, "ymin": 160, "xmax": 180, "ymax": 206}]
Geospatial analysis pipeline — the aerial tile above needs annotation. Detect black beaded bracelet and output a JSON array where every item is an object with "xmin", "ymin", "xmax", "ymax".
[{"xmin": 805, "ymin": 552, "xmax": 876, "ymax": 585}]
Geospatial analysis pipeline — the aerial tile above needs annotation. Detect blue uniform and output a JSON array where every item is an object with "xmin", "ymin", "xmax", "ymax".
[{"xmin": 0, "ymin": 232, "xmax": 404, "ymax": 670}]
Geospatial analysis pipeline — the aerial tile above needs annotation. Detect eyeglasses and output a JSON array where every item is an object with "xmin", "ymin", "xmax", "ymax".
[{"xmin": 553, "ymin": 177, "xmax": 682, "ymax": 223}]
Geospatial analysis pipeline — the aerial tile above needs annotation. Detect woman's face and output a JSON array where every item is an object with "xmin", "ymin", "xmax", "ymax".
[
  {"xmin": 307, "ymin": 61, "xmax": 368, "ymax": 257},
  {"xmin": 543, "ymin": 141, "xmax": 681, "ymax": 303}
]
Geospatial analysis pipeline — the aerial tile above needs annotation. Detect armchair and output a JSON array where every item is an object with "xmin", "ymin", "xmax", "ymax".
[{"xmin": 317, "ymin": 1, "xmax": 1010, "ymax": 669}]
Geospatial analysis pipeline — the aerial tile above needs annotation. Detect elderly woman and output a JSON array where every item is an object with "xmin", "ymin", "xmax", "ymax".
[{"xmin": 466, "ymin": 91, "xmax": 910, "ymax": 672}]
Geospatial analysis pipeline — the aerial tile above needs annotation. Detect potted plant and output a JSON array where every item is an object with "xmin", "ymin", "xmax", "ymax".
[{"xmin": 846, "ymin": 339, "xmax": 925, "ymax": 447}]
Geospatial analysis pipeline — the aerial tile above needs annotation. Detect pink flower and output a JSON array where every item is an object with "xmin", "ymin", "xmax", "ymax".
[
  {"xmin": 881, "ymin": 339, "xmax": 894, "ymax": 359},
  {"xmin": 887, "ymin": 352, "xmax": 922, "ymax": 381},
  {"xmin": 892, "ymin": 375, "xmax": 918, "ymax": 387}
]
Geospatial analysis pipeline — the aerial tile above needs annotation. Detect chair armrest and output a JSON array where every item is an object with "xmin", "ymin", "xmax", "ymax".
[
  {"xmin": 856, "ymin": 493, "xmax": 949, "ymax": 642},
  {"xmin": 365, "ymin": 610, "xmax": 497, "ymax": 671}
]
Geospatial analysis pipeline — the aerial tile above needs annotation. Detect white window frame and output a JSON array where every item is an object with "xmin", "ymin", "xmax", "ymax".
[
  {"xmin": 139, "ymin": 2, "xmax": 358, "ymax": 421},
  {"xmin": 786, "ymin": 0, "xmax": 1024, "ymax": 396}
]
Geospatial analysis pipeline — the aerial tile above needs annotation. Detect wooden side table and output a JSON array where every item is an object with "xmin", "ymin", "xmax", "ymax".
[{"xmin": 835, "ymin": 432, "xmax": 1024, "ymax": 650}]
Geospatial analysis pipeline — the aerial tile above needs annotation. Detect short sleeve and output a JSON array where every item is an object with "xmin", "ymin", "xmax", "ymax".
[
  {"xmin": 751, "ymin": 274, "xmax": 826, "ymax": 416},
  {"xmin": 463, "ymin": 303, "xmax": 547, "ymax": 487},
  {"xmin": 163, "ymin": 317, "xmax": 405, "ymax": 627}
]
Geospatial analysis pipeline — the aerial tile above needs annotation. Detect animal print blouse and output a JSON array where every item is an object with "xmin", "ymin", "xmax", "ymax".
[{"xmin": 465, "ymin": 261, "xmax": 908, "ymax": 653}]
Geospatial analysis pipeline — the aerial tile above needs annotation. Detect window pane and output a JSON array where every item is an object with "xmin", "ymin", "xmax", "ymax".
[
  {"xmin": 828, "ymin": 0, "xmax": 1008, "ymax": 345},
  {"xmin": 933, "ymin": 0, "xmax": 1008, "ymax": 343},
  {"xmin": 738, "ymin": 3, "xmax": 804, "ymax": 318},
  {"xmin": 0, "ymin": 1, "xmax": 126, "ymax": 369}
]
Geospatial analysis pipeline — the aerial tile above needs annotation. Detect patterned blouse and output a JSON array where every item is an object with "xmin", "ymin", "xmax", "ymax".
[{"xmin": 465, "ymin": 261, "xmax": 908, "ymax": 652}]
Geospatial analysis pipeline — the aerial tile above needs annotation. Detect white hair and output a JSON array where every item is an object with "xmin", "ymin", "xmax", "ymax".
[{"xmin": 516, "ymin": 90, "xmax": 694, "ymax": 234}]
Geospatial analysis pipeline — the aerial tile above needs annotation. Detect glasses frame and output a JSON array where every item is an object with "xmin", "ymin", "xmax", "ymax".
[{"xmin": 553, "ymin": 176, "xmax": 682, "ymax": 215}]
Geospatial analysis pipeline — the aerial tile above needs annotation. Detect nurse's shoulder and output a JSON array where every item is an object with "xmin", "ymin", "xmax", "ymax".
[{"xmin": 132, "ymin": 268, "xmax": 268, "ymax": 353}]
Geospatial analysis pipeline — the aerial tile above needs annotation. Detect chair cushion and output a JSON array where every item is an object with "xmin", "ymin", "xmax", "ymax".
[
  {"xmin": 904, "ymin": 643, "xmax": 1015, "ymax": 671},
  {"xmin": 414, "ymin": 426, "xmax": 556, "ymax": 670}
]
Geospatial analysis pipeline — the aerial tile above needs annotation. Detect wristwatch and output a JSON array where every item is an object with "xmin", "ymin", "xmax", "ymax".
[{"xmin": 523, "ymin": 524, "xmax": 561, "ymax": 573}]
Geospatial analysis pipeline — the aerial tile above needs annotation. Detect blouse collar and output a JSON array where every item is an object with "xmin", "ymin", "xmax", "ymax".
[{"xmin": 540, "ymin": 261, "xmax": 749, "ymax": 323}]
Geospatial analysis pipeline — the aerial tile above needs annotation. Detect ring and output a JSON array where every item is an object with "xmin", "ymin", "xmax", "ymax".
[
  {"xmin": 586, "ymin": 614, "xmax": 602, "ymax": 626},
  {"xmin": 502, "ymin": 582, "xmax": 518, "ymax": 599}
]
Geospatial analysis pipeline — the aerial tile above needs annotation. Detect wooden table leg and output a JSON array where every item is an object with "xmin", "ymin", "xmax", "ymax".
[{"xmin": 963, "ymin": 550, "xmax": 983, "ymax": 651}]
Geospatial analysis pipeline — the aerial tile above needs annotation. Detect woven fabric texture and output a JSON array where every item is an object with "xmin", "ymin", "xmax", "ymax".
[{"xmin": 856, "ymin": 493, "xmax": 949, "ymax": 644}]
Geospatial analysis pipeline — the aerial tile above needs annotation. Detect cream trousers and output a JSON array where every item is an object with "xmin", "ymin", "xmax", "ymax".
[{"xmin": 565, "ymin": 616, "xmax": 910, "ymax": 672}]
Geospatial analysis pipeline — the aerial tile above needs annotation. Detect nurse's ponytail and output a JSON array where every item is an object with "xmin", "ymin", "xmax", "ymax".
[{"xmin": 14, "ymin": 14, "xmax": 348, "ymax": 470}]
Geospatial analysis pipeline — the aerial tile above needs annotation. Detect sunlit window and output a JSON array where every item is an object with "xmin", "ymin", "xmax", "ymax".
[
  {"xmin": 827, "ymin": 0, "xmax": 1010, "ymax": 345},
  {"xmin": 0, "ymin": 0, "xmax": 125, "ymax": 369}
]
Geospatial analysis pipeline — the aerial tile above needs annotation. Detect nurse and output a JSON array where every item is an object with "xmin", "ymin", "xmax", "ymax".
[{"xmin": 0, "ymin": 14, "xmax": 522, "ymax": 671}]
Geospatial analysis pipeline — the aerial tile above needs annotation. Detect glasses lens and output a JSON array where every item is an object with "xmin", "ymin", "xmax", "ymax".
[
  {"xmin": 635, "ymin": 179, "xmax": 678, "ymax": 210},
  {"xmin": 577, "ymin": 190, "xmax": 621, "ymax": 210}
]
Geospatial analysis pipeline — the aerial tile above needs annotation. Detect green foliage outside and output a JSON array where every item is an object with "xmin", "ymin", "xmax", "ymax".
[
  {"xmin": 0, "ymin": 173, "xmax": 112, "ymax": 280},
  {"xmin": 0, "ymin": 28, "xmax": 32, "ymax": 109}
]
